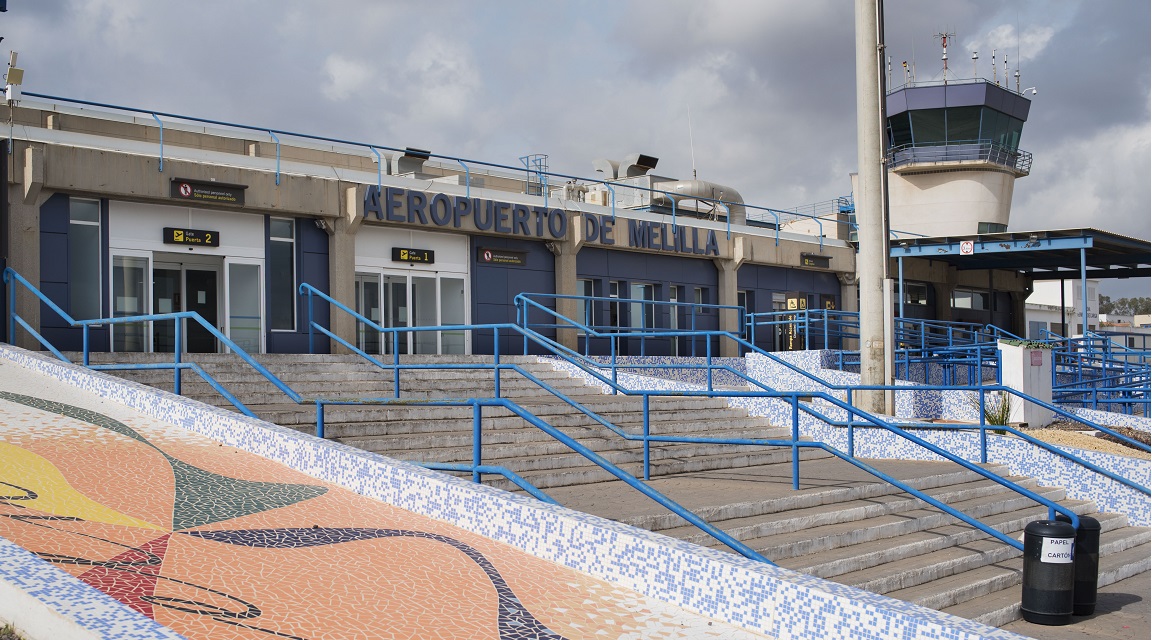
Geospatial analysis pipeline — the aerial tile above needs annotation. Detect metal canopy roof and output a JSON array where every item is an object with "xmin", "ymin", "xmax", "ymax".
[{"xmin": 890, "ymin": 228, "xmax": 1151, "ymax": 280}]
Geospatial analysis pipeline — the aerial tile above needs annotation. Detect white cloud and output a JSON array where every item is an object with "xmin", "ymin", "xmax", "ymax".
[
  {"xmin": 1013, "ymin": 121, "xmax": 1151, "ymax": 238},
  {"xmin": 400, "ymin": 38, "xmax": 480, "ymax": 124},
  {"xmin": 321, "ymin": 54, "xmax": 375, "ymax": 102}
]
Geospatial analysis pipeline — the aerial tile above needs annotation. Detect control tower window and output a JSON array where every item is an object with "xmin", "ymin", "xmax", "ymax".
[{"xmin": 947, "ymin": 106, "xmax": 981, "ymax": 142}]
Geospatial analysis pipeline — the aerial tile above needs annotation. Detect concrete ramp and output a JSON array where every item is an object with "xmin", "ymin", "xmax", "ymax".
[{"xmin": 0, "ymin": 345, "xmax": 1025, "ymax": 640}]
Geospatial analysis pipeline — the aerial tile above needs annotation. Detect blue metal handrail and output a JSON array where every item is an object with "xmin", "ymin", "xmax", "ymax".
[
  {"xmin": 4, "ymin": 267, "xmax": 302, "ymax": 417},
  {"xmin": 512, "ymin": 295, "xmax": 1149, "ymax": 483},
  {"xmin": 303, "ymin": 284, "xmax": 1107, "ymax": 547},
  {"xmin": 315, "ymin": 396, "xmax": 772, "ymax": 564}
]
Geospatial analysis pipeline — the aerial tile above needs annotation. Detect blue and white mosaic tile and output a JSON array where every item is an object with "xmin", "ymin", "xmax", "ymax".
[
  {"xmin": 0, "ymin": 344, "xmax": 1029, "ymax": 640},
  {"xmin": 0, "ymin": 534, "xmax": 183, "ymax": 639}
]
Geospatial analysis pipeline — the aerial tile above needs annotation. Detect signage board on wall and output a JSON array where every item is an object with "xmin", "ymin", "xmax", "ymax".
[
  {"xmin": 391, "ymin": 247, "xmax": 435, "ymax": 264},
  {"xmin": 170, "ymin": 179, "xmax": 247, "ymax": 206},
  {"xmin": 163, "ymin": 227, "xmax": 220, "ymax": 247},
  {"xmin": 477, "ymin": 248, "xmax": 527, "ymax": 266},
  {"xmin": 800, "ymin": 253, "xmax": 830, "ymax": 268}
]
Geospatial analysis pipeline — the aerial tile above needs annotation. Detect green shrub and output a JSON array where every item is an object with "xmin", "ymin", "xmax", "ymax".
[{"xmin": 969, "ymin": 391, "xmax": 1013, "ymax": 427}]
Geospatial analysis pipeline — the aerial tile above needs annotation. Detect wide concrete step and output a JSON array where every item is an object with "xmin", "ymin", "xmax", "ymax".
[
  {"xmin": 749, "ymin": 486, "xmax": 1082, "ymax": 564},
  {"xmin": 827, "ymin": 508, "xmax": 1138, "ymax": 598},
  {"xmin": 324, "ymin": 412, "xmax": 785, "ymax": 440},
  {"xmin": 678, "ymin": 477, "xmax": 1058, "ymax": 552},
  {"xmin": 778, "ymin": 495, "xmax": 1091, "ymax": 581},
  {"xmin": 335, "ymin": 418, "xmax": 791, "ymax": 450},
  {"xmin": 476, "ymin": 447, "xmax": 837, "ymax": 491},
  {"xmin": 938, "ymin": 539, "xmax": 1152, "ymax": 627},
  {"xmin": 238, "ymin": 400, "xmax": 761, "ymax": 431}
]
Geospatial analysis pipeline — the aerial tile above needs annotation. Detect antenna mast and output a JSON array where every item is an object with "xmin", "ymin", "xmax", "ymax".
[
  {"xmin": 687, "ymin": 105, "xmax": 697, "ymax": 180},
  {"xmin": 935, "ymin": 31, "xmax": 955, "ymax": 83}
]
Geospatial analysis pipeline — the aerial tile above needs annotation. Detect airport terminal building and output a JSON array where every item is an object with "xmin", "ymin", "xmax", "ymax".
[{"xmin": 1, "ymin": 94, "xmax": 1037, "ymax": 357}]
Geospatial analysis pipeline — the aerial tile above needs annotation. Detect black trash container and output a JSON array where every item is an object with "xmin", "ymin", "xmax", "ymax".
[
  {"xmin": 1021, "ymin": 519, "xmax": 1076, "ymax": 625},
  {"xmin": 1056, "ymin": 513, "xmax": 1102, "ymax": 616}
]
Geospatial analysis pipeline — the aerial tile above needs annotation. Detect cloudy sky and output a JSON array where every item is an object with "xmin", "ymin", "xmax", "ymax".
[{"xmin": 5, "ymin": 0, "xmax": 1149, "ymax": 295}]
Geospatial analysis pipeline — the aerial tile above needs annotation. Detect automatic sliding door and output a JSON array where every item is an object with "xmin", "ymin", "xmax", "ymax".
[
  {"xmin": 153, "ymin": 267, "xmax": 180, "ymax": 352},
  {"xmin": 440, "ymin": 277, "xmax": 466, "ymax": 354},
  {"xmin": 382, "ymin": 275, "xmax": 409, "ymax": 355},
  {"xmin": 355, "ymin": 273, "xmax": 381, "ymax": 355},
  {"xmin": 112, "ymin": 255, "xmax": 149, "ymax": 352},
  {"xmin": 226, "ymin": 261, "xmax": 263, "ymax": 353},
  {"xmin": 412, "ymin": 276, "xmax": 438, "ymax": 355}
]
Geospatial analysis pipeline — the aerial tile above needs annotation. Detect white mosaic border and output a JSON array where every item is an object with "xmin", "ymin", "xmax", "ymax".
[
  {"xmin": 0, "ymin": 537, "xmax": 184, "ymax": 640},
  {"xmin": 0, "ymin": 345, "xmax": 1028, "ymax": 640}
]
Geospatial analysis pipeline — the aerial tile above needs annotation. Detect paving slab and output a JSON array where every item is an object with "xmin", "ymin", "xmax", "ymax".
[{"xmin": 999, "ymin": 570, "xmax": 1150, "ymax": 640}]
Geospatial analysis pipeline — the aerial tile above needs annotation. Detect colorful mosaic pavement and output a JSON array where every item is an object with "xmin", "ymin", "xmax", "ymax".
[{"xmin": 0, "ymin": 371, "xmax": 766, "ymax": 639}]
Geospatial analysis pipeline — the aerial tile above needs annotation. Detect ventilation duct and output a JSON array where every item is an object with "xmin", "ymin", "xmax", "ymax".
[
  {"xmin": 392, "ymin": 147, "xmax": 432, "ymax": 176},
  {"xmin": 651, "ymin": 180, "xmax": 747, "ymax": 225},
  {"xmin": 593, "ymin": 153, "xmax": 659, "ymax": 179}
]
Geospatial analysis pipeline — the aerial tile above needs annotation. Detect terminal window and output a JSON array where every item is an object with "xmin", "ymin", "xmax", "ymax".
[{"xmin": 269, "ymin": 218, "xmax": 296, "ymax": 331}]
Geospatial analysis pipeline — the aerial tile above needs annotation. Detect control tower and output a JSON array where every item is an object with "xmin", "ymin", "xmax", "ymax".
[{"xmin": 883, "ymin": 78, "xmax": 1033, "ymax": 237}]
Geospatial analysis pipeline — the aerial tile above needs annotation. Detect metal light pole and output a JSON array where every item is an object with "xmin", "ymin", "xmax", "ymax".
[{"xmin": 855, "ymin": 0, "xmax": 893, "ymax": 413}]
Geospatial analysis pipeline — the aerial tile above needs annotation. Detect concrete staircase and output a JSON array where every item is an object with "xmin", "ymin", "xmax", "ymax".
[{"xmin": 77, "ymin": 352, "xmax": 1151, "ymax": 629}]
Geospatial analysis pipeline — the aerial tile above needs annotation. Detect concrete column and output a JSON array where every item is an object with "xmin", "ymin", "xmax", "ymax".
[
  {"xmin": 7, "ymin": 144, "xmax": 49, "ymax": 349},
  {"xmin": 550, "ymin": 228, "xmax": 583, "ymax": 351},
  {"xmin": 1009, "ymin": 291, "xmax": 1028, "ymax": 337},
  {"xmin": 934, "ymin": 281, "xmax": 956, "ymax": 323},
  {"xmin": 327, "ymin": 185, "xmax": 361, "ymax": 354},
  {"xmin": 854, "ymin": 0, "xmax": 889, "ymax": 413},
  {"xmin": 713, "ymin": 237, "xmax": 748, "ymax": 357}
]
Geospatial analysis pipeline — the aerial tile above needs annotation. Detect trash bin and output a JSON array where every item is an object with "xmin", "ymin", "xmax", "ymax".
[
  {"xmin": 1021, "ymin": 519, "xmax": 1076, "ymax": 625},
  {"xmin": 1056, "ymin": 513, "xmax": 1101, "ymax": 616}
]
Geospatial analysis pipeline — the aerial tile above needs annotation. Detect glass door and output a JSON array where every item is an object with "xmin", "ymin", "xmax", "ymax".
[
  {"xmin": 382, "ymin": 274, "xmax": 409, "ymax": 355},
  {"xmin": 354, "ymin": 272, "xmax": 382, "ymax": 355},
  {"xmin": 112, "ymin": 254, "xmax": 150, "ymax": 352},
  {"xmin": 439, "ymin": 277, "xmax": 466, "ymax": 354},
  {"xmin": 184, "ymin": 268, "xmax": 219, "ymax": 353},
  {"xmin": 358, "ymin": 269, "xmax": 469, "ymax": 355},
  {"xmin": 152, "ymin": 266, "xmax": 181, "ymax": 352},
  {"xmin": 226, "ymin": 260, "xmax": 263, "ymax": 353}
]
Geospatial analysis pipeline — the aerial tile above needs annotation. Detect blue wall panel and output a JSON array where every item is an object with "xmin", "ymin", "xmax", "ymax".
[
  {"xmin": 267, "ymin": 218, "xmax": 330, "ymax": 354},
  {"xmin": 471, "ymin": 237, "xmax": 554, "ymax": 354},
  {"xmin": 576, "ymin": 248, "xmax": 720, "ymax": 356}
]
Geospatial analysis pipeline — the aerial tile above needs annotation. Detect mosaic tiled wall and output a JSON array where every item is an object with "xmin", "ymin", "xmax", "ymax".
[{"xmin": 0, "ymin": 345, "xmax": 1028, "ymax": 640}]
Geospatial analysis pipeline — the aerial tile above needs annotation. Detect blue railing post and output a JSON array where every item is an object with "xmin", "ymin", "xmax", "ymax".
[
  {"xmin": 493, "ymin": 329, "xmax": 501, "ymax": 399},
  {"xmin": 82, "ymin": 326, "xmax": 90, "ymax": 367},
  {"xmin": 307, "ymin": 289, "xmax": 315, "ymax": 354},
  {"xmin": 643, "ymin": 394, "xmax": 651, "ymax": 481},
  {"xmin": 610, "ymin": 334, "xmax": 618, "ymax": 393},
  {"xmin": 706, "ymin": 338, "xmax": 714, "ymax": 392},
  {"xmin": 316, "ymin": 401, "xmax": 325, "ymax": 438},
  {"xmin": 472, "ymin": 402, "xmax": 483, "ymax": 483},
  {"xmin": 151, "ymin": 113, "xmax": 164, "ymax": 172},
  {"xmin": 846, "ymin": 387, "xmax": 855, "ymax": 457},
  {"xmin": 392, "ymin": 333, "xmax": 401, "ymax": 399},
  {"xmin": 978, "ymin": 385, "xmax": 989, "ymax": 464},
  {"xmin": 791, "ymin": 395, "xmax": 801, "ymax": 490},
  {"xmin": 173, "ymin": 318, "xmax": 183, "ymax": 396},
  {"xmin": 6, "ymin": 278, "xmax": 15, "ymax": 345}
]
